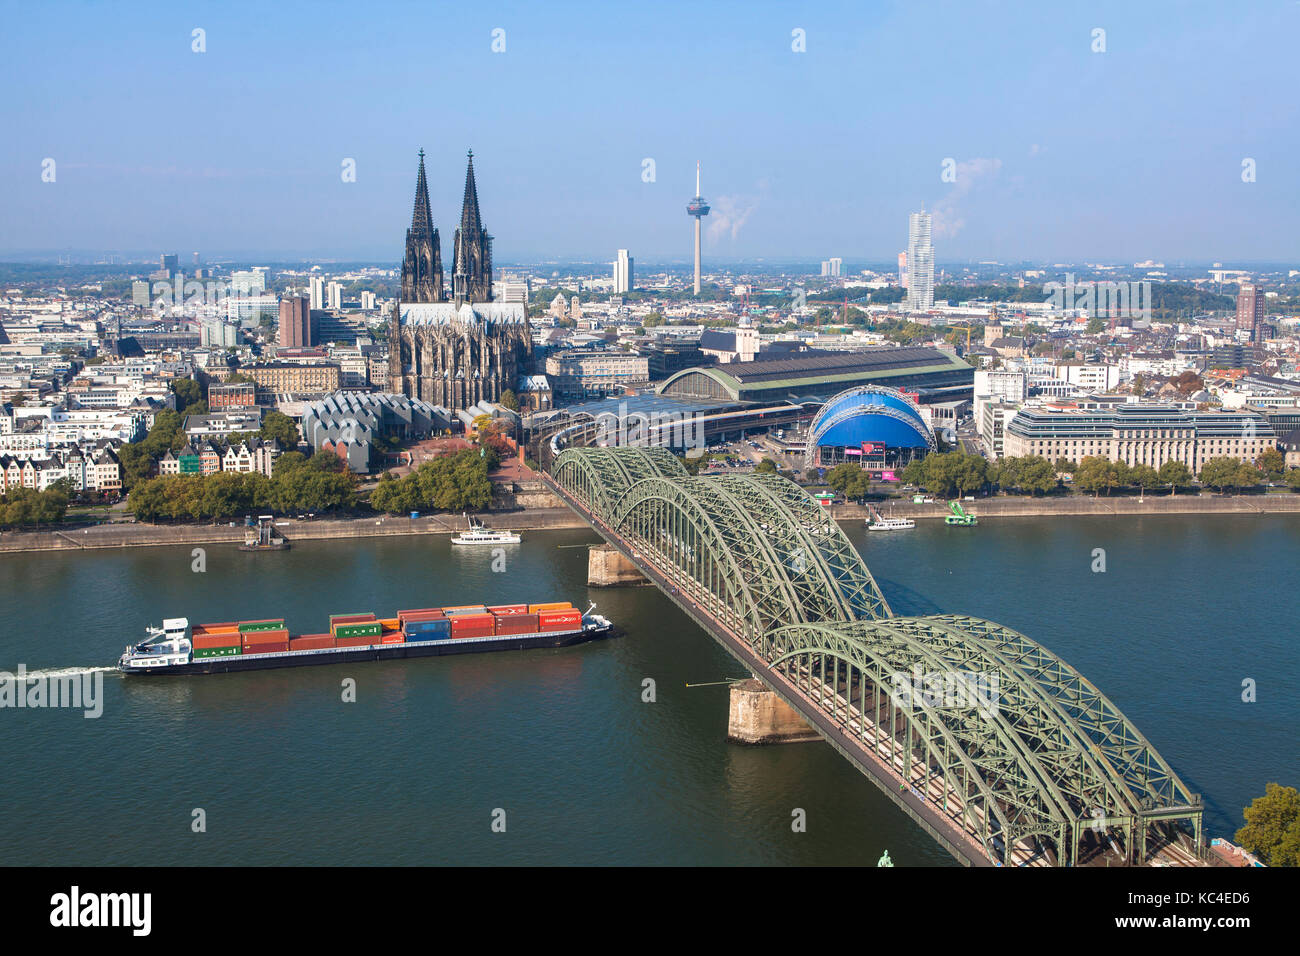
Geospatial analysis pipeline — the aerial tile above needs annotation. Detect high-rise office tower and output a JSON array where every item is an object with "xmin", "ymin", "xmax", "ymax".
[
  {"xmin": 1236, "ymin": 283, "xmax": 1264, "ymax": 341},
  {"xmin": 686, "ymin": 162, "xmax": 710, "ymax": 296},
  {"xmin": 279, "ymin": 294, "xmax": 312, "ymax": 348},
  {"xmin": 160, "ymin": 253, "xmax": 178, "ymax": 275},
  {"xmin": 614, "ymin": 249, "xmax": 634, "ymax": 293},
  {"xmin": 327, "ymin": 281, "xmax": 343, "ymax": 310},
  {"xmin": 906, "ymin": 208, "xmax": 934, "ymax": 313},
  {"xmin": 309, "ymin": 276, "xmax": 325, "ymax": 310}
]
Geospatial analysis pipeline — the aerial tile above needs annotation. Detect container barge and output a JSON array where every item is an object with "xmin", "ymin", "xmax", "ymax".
[{"xmin": 119, "ymin": 601, "xmax": 613, "ymax": 676}]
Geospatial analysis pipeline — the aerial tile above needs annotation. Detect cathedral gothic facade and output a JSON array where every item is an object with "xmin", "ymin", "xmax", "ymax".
[{"xmin": 388, "ymin": 150, "xmax": 531, "ymax": 410}]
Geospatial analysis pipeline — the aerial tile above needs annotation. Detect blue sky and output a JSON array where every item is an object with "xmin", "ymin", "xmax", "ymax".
[{"xmin": 1, "ymin": 0, "xmax": 1297, "ymax": 264}]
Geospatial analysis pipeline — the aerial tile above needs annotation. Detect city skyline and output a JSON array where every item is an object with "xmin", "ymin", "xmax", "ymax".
[{"xmin": 1, "ymin": 2, "xmax": 1298, "ymax": 264}]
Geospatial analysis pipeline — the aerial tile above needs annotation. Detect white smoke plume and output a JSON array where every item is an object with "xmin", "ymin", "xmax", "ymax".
[{"xmin": 931, "ymin": 157, "xmax": 1002, "ymax": 240}]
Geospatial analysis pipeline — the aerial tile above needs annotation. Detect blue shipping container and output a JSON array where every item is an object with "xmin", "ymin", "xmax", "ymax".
[
  {"xmin": 405, "ymin": 627, "xmax": 451, "ymax": 642},
  {"xmin": 404, "ymin": 620, "xmax": 451, "ymax": 636}
]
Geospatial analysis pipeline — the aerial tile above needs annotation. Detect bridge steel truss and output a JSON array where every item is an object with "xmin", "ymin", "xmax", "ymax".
[{"xmin": 549, "ymin": 446, "xmax": 1204, "ymax": 867}]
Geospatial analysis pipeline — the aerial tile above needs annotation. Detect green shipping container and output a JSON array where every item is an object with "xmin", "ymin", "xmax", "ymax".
[
  {"xmin": 238, "ymin": 620, "xmax": 286, "ymax": 633},
  {"xmin": 334, "ymin": 622, "xmax": 382, "ymax": 639},
  {"xmin": 194, "ymin": 645, "xmax": 243, "ymax": 659}
]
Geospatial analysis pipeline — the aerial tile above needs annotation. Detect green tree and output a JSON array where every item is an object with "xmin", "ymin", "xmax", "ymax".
[
  {"xmin": 899, "ymin": 458, "xmax": 926, "ymax": 488},
  {"xmin": 1127, "ymin": 464, "xmax": 1160, "ymax": 495},
  {"xmin": 1158, "ymin": 459, "xmax": 1193, "ymax": 495},
  {"xmin": 1257, "ymin": 447, "xmax": 1286, "ymax": 480},
  {"xmin": 825, "ymin": 462, "xmax": 861, "ymax": 493},
  {"xmin": 1017, "ymin": 456, "xmax": 1058, "ymax": 495},
  {"xmin": 498, "ymin": 389, "xmax": 520, "ymax": 412},
  {"xmin": 1235, "ymin": 782, "xmax": 1300, "ymax": 867},
  {"xmin": 259, "ymin": 411, "xmax": 299, "ymax": 448},
  {"xmin": 170, "ymin": 376, "xmax": 203, "ymax": 410},
  {"xmin": 754, "ymin": 458, "xmax": 778, "ymax": 475},
  {"xmin": 1286, "ymin": 468, "xmax": 1300, "ymax": 492},
  {"xmin": 916, "ymin": 451, "xmax": 987, "ymax": 498},
  {"xmin": 1086, "ymin": 316, "xmax": 1105, "ymax": 334},
  {"xmin": 1074, "ymin": 456, "xmax": 1122, "ymax": 497},
  {"xmin": 1199, "ymin": 456, "xmax": 1249, "ymax": 493},
  {"xmin": 1054, "ymin": 457, "xmax": 1077, "ymax": 475}
]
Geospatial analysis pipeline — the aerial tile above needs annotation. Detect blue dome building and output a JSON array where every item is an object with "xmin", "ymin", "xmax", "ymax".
[{"xmin": 805, "ymin": 385, "xmax": 936, "ymax": 471}]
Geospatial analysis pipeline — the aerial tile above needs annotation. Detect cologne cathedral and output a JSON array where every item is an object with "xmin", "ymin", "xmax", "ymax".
[{"xmin": 388, "ymin": 150, "xmax": 531, "ymax": 410}]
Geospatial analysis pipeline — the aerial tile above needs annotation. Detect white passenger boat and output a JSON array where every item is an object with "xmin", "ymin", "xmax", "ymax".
[
  {"xmin": 451, "ymin": 514, "xmax": 522, "ymax": 545},
  {"xmin": 866, "ymin": 505, "xmax": 915, "ymax": 531}
]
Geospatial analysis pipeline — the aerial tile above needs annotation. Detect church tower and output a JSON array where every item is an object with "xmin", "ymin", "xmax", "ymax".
[
  {"xmin": 401, "ymin": 149, "xmax": 444, "ymax": 303},
  {"xmin": 452, "ymin": 150, "xmax": 494, "ymax": 306}
]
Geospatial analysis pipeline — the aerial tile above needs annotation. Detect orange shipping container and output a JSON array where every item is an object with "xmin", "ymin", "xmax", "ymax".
[
  {"xmin": 193, "ymin": 632, "xmax": 242, "ymax": 649},
  {"xmin": 380, "ymin": 618, "xmax": 400, "ymax": 630},
  {"xmin": 379, "ymin": 631, "xmax": 405, "ymax": 645},
  {"xmin": 527, "ymin": 602, "xmax": 572, "ymax": 614}
]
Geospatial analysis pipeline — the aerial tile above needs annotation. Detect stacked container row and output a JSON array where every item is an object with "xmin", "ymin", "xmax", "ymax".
[
  {"xmin": 193, "ymin": 623, "xmax": 242, "ymax": 658},
  {"xmin": 243, "ymin": 627, "xmax": 290, "ymax": 654}
]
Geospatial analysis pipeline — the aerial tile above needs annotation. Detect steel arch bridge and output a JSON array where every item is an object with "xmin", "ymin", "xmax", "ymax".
[{"xmin": 549, "ymin": 446, "xmax": 1203, "ymax": 867}]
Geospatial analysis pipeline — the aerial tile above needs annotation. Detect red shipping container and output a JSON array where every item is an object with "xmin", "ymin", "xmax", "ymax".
[
  {"xmin": 289, "ymin": 634, "xmax": 334, "ymax": 651},
  {"xmin": 489, "ymin": 604, "xmax": 528, "ymax": 616},
  {"xmin": 330, "ymin": 614, "xmax": 376, "ymax": 625},
  {"xmin": 494, "ymin": 614, "xmax": 539, "ymax": 636},
  {"xmin": 334, "ymin": 635, "xmax": 376, "ymax": 648},
  {"xmin": 451, "ymin": 614, "xmax": 495, "ymax": 637},
  {"xmin": 397, "ymin": 608, "xmax": 445, "ymax": 622},
  {"xmin": 538, "ymin": 611, "xmax": 582, "ymax": 631},
  {"xmin": 243, "ymin": 627, "xmax": 290, "ymax": 643},
  {"xmin": 242, "ymin": 641, "xmax": 289, "ymax": 654},
  {"xmin": 450, "ymin": 612, "xmax": 494, "ymax": 626},
  {"xmin": 193, "ymin": 632, "xmax": 242, "ymax": 649},
  {"xmin": 399, "ymin": 610, "xmax": 445, "ymax": 623},
  {"xmin": 379, "ymin": 631, "xmax": 405, "ymax": 645}
]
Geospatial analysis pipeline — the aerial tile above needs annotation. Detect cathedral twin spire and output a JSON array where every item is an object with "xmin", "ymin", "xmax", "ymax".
[{"xmin": 400, "ymin": 149, "xmax": 493, "ymax": 306}]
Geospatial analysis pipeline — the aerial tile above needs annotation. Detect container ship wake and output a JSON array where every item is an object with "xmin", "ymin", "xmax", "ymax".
[{"xmin": 118, "ymin": 601, "xmax": 613, "ymax": 676}]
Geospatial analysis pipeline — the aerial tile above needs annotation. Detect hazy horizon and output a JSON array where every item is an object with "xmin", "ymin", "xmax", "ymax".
[{"xmin": 2, "ymin": 1, "xmax": 1297, "ymax": 264}]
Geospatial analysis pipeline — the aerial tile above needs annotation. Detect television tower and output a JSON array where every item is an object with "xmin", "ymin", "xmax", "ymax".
[{"xmin": 686, "ymin": 161, "xmax": 710, "ymax": 296}]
